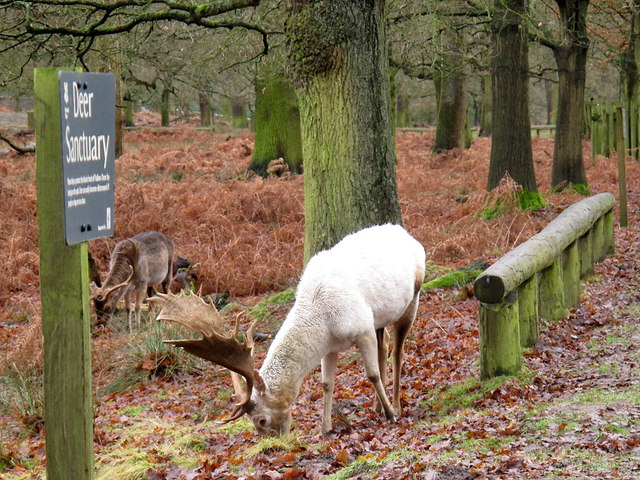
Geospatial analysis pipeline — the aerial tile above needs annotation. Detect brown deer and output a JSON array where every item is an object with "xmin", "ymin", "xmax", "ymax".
[
  {"xmin": 152, "ymin": 224, "xmax": 425, "ymax": 435},
  {"xmin": 91, "ymin": 231, "xmax": 174, "ymax": 329}
]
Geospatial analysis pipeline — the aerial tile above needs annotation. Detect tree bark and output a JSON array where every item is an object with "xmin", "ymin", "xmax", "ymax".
[
  {"xmin": 488, "ymin": 0, "xmax": 537, "ymax": 192},
  {"xmin": 199, "ymin": 93, "xmax": 212, "ymax": 128},
  {"xmin": 478, "ymin": 74, "xmax": 492, "ymax": 137},
  {"xmin": 433, "ymin": 27, "xmax": 467, "ymax": 151},
  {"xmin": 623, "ymin": 0, "xmax": 640, "ymax": 161},
  {"xmin": 249, "ymin": 67, "xmax": 303, "ymax": 176},
  {"xmin": 160, "ymin": 87, "xmax": 171, "ymax": 127},
  {"xmin": 230, "ymin": 100, "xmax": 247, "ymax": 128},
  {"xmin": 434, "ymin": 75, "xmax": 466, "ymax": 150},
  {"xmin": 550, "ymin": 0, "xmax": 589, "ymax": 189},
  {"xmin": 286, "ymin": 0, "xmax": 402, "ymax": 263}
]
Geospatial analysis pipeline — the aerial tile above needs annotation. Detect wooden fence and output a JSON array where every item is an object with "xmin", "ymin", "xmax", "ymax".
[
  {"xmin": 473, "ymin": 193, "xmax": 616, "ymax": 379},
  {"xmin": 587, "ymin": 101, "xmax": 640, "ymax": 161}
]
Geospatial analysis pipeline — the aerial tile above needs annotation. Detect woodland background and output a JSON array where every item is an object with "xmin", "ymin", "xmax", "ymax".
[
  {"xmin": 1, "ymin": 114, "xmax": 640, "ymax": 479},
  {"xmin": 1, "ymin": 0, "xmax": 640, "ymax": 479}
]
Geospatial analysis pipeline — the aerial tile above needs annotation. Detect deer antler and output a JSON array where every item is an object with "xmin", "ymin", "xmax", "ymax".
[{"xmin": 150, "ymin": 292, "xmax": 258, "ymax": 422}]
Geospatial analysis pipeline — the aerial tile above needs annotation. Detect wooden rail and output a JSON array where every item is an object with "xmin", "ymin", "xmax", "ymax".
[{"xmin": 473, "ymin": 193, "xmax": 616, "ymax": 379}]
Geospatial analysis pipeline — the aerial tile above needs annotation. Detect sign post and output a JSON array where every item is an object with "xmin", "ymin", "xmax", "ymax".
[{"xmin": 35, "ymin": 68, "xmax": 115, "ymax": 480}]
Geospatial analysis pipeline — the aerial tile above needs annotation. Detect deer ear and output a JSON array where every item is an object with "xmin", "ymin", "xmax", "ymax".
[{"xmin": 254, "ymin": 370, "xmax": 266, "ymax": 393}]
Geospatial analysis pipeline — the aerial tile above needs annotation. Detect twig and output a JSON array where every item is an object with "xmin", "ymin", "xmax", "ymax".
[{"xmin": 0, "ymin": 130, "xmax": 34, "ymax": 154}]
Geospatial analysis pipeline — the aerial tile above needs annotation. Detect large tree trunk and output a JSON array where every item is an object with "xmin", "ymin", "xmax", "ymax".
[
  {"xmin": 249, "ymin": 66, "xmax": 303, "ymax": 176},
  {"xmin": 488, "ymin": 0, "xmax": 537, "ymax": 192},
  {"xmin": 433, "ymin": 28, "xmax": 467, "ymax": 151},
  {"xmin": 433, "ymin": 75, "xmax": 466, "ymax": 150},
  {"xmin": 551, "ymin": 0, "xmax": 589, "ymax": 189},
  {"xmin": 286, "ymin": 1, "xmax": 402, "ymax": 263}
]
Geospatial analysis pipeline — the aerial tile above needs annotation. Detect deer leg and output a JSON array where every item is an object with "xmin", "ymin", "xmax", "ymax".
[
  {"xmin": 134, "ymin": 287, "xmax": 146, "ymax": 328},
  {"xmin": 357, "ymin": 330, "xmax": 396, "ymax": 423},
  {"xmin": 321, "ymin": 351, "xmax": 338, "ymax": 434},
  {"xmin": 373, "ymin": 327, "xmax": 390, "ymax": 414},
  {"xmin": 123, "ymin": 290, "xmax": 133, "ymax": 331},
  {"xmin": 391, "ymin": 293, "xmax": 419, "ymax": 413}
]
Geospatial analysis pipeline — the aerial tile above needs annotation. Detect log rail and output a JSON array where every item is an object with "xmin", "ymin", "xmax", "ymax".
[{"xmin": 473, "ymin": 193, "xmax": 616, "ymax": 378}]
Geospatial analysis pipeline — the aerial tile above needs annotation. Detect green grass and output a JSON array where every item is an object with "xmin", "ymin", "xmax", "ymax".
[
  {"xmin": 95, "ymin": 417, "xmax": 208, "ymax": 480},
  {"xmin": 327, "ymin": 451, "xmax": 404, "ymax": 480},
  {"xmin": 0, "ymin": 364, "xmax": 43, "ymax": 432},
  {"xmin": 421, "ymin": 370, "xmax": 533, "ymax": 417},
  {"xmin": 97, "ymin": 315, "xmax": 205, "ymax": 397}
]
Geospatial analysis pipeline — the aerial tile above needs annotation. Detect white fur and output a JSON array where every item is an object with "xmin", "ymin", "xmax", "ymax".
[{"xmin": 251, "ymin": 224, "xmax": 425, "ymax": 435}]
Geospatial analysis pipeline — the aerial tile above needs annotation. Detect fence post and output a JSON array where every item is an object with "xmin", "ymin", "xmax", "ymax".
[
  {"xmin": 616, "ymin": 107, "xmax": 628, "ymax": 228},
  {"xmin": 479, "ymin": 292, "xmax": 522, "ymax": 379},
  {"xmin": 35, "ymin": 68, "xmax": 95, "ymax": 480},
  {"xmin": 578, "ymin": 231, "xmax": 593, "ymax": 278},
  {"xmin": 562, "ymin": 241, "xmax": 581, "ymax": 309},
  {"xmin": 518, "ymin": 274, "xmax": 539, "ymax": 348},
  {"xmin": 603, "ymin": 209, "xmax": 615, "ymax": 256},
  {"xmin": 539, "ymin": 257, "xmax": 565, "ymax": 322}
]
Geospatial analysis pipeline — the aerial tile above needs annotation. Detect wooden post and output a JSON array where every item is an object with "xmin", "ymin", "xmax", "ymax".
[
  {"xmin": 518, "ymin": 274, "xmax": 539, "ymax": 348},
  {"xmin": 590, "ymin": 103, "xmax": 599, "ymax": 162},
  {"xmin": 578, "ymin": 231, "xmax": 593, "ymax": 278},
  {"xmin": 603, "ymin": 210, "xmax": 615, "ymax": 256},
  {"xmin": 562, "ymin": 241, "xmax": 581, "ymax": 310},
  {"xmin": 479, "ymin": 292, "xmax": 521, "ymax": 379},
  {"xmin": 616, "ymin": 107, "xmax": 628, "ymax": 228},
  {"xmin": 628, "ymin": 99, "xmax": 638, "ymax": 161},
  {"xmin": 592, "ymin": 216, "xmax": 605, "ymax": 263},
  {"xmin": 538, "ymin": 257, "xmax": 565, "ymax": 322},
  {"xmin": 34, "ymin": 68, "xmax": 95, "ymax": 480}
]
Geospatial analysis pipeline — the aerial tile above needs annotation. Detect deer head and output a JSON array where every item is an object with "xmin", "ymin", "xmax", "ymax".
[
  {"xmin": 90, "ymin": 264, "xmax": 134, "ymax": 323},
  {"xmin": 150, "ymin": 292, "xmax": 262, "ymax": 424}
]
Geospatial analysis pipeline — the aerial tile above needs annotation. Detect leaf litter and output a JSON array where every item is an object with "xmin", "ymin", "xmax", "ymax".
[{"xmin": 1, "ymin": 115, "xmax": 640, "ymax": 479}]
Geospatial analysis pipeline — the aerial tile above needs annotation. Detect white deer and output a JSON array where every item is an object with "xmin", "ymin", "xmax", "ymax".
[{"xmin": 153, "ymin": 224, "xmax": 425, "ymax": 435}]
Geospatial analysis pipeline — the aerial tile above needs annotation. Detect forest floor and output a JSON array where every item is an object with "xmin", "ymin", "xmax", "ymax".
[{"xmin": 1, "ymin": 114, "xmax": 640, "ymax": 479}]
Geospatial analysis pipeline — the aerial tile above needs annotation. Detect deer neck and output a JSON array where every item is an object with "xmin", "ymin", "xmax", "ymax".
[{"xmin": 259, "ymin": 307, "xmax": 329, "ymax": 406}]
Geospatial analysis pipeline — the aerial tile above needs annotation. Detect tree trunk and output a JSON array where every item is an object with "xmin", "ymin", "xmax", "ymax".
[
  {"xmin": 433, "ymin": 27, "xmax": 467, "ymax": 151},
  {"xmin": 550, "ymin": 0, "xmax": 589, "ymax": 189},
  {"xmin": 286, "ymin": 0, "xmax": 402, "ymax": 263},
  {"xmin": 543, "ymin": 73, "xmax": 557, "ymax": 125},
  {"xmin": 160, "ymin": 87, "xmax": 171, "ymax": 127},
  {"xmin": 434, "ymin": 75, "xmax": 466, "ymax": 150},
  {"xmin": 231, "ymin": 100, "xmax": 247, "ymax": 128},
  {"xmin": 623, "ymin": 0, "xmax": 640, "ymax": 160},
  {"xmin": 478, "ymin": 75, "xmax": 492, "ymax": 137},
  {"xmin": 123, "ymin": 92, "xmax": 135, "ymax": 128},
  {"xmin": 395, "ymin": 93, "xmax": 411, "ymax": 127},
  {"xmin": 199, "ymin": 93, "xmax": 212, "ymax": 128},
  {"xmin": 249, "ymin": 68, "xmax": 303, "ymax": 176},
  {"xmin": 487, "ymin": 0, "xmax": 537, "ymax": 192}
]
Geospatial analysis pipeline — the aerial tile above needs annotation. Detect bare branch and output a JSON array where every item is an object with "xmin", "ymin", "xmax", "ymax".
[{"xmin": 0, "ymin": 131, "xmax": 34, "ymax": 154}]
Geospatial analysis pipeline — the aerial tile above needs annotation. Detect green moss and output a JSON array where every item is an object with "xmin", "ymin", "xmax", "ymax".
[
  {"xmin": 572, "ymin": 183, "xmax": 590, "ymax": 195},
  {"xmin": 422, "ymin": 269, "xmax": 483, "ymax": 292},
  {"xmin": 285, "ymin": 2, "xmax": 357, "ymax": 85},
  {"xmin": 518, "ymin": 189, "xmax": 546, "ymax": 211},
  {"xmin": 481, "ymin": 198, "xmax": 504, "ymax": 220},
  {"xmin": 249, "ymin": 289, "xmax": 295, "ymax": 323}
]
